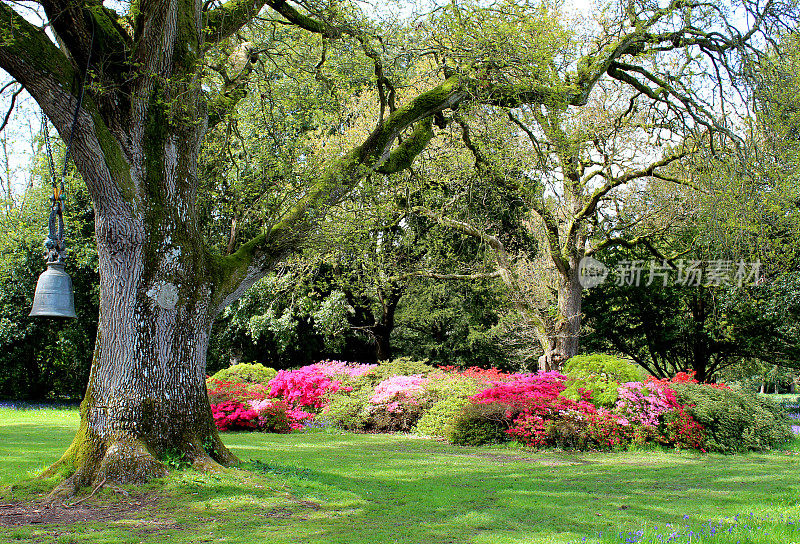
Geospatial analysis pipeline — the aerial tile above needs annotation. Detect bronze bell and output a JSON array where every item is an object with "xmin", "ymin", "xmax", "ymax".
[{"xmin": 29, "ymin": 262, "xmax": 77, "ymax": 318}]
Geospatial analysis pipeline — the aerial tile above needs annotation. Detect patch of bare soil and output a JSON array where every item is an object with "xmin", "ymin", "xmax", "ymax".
[{"xmin": 0, "ymin": 492, "xmax": 169, "ymax": 528}]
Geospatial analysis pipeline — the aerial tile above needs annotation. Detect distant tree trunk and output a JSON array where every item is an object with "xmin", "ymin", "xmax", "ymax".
[
  {"xmin": 538, "ymin": 254, "xmax": 583, "ymax": 372},
  {"xmin": 371, "ymin": 285, "xmax": 403, "ymax": 361}
]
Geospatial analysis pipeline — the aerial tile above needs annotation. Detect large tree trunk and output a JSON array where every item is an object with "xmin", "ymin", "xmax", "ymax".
[
  {"xmin": 0, "ymin": 0, "xmax": 478, "ymax": 498},
  {"xmin": 45, "ymin": 174, "xmax": 239, "ymax": 496}
]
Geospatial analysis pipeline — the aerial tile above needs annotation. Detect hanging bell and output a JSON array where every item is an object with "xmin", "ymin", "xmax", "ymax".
[{"xmin": 29, "ymin": 262, "xmax": 77, "ymax": 318}]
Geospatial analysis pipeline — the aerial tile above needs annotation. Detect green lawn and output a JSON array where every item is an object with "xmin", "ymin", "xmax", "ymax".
[{"xmin": 1, "ymin": 407, "xmax": 799, "ymax": 544}]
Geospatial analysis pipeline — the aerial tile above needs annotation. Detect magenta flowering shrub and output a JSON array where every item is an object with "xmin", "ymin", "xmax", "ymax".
[
  {"xmin": 211, "ymin": 401, "xmax": 259, "ymax": 431},
  {"xmin": 269, "ymin": 364, "xmax": 350, "ymax": 410},
  {"xmin": 471, "ymin": 371, "xmax": 568, "ymax": 415},
  {"xmin": 614, "ymin": 381, "xmax": 679, "ymax": 427}
]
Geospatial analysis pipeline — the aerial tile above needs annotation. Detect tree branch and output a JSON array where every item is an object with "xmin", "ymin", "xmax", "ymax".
[
  {"xmin": 210, "ymin": 74, "xmax": 467, "ymax": 312},
  {"xmin": 204, "ymin": 0, "xmax": 268, "ymax": 43},
  {"xmin": 563, "ymin": 150, "xmax": 690, "ymax": 251},
  {"xmin": 388, "ymin": 270, "xmax": 503, "ymax": 282},
  {"xmin": 207, "ymin": 41, "xmax": 259, "ymax": 128}
]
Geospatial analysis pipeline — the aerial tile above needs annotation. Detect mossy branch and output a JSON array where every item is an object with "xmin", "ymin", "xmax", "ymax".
[
  {"xmin": 0, "ymin": 3, "xmax": 75, "ymax": 89},
  {"xmin": 207, "ymin": 42, "xmax": 259, "ymax": 128},
  {"xmin": 376, "ymin": 118, "xmax": 434, "ymax": 175},
  {"xmin": 211, "ymin": 75, "xmax": 466, "ymax": 311},
  {"xmin": 262, "ymin": 0, "xmax": 344, "ymax": 38},
  {"xmin": 204, "ymin": 0, "xmax": 268, "ymax": 43}
]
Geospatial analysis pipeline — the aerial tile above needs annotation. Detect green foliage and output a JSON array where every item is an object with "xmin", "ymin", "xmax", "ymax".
[
  {"xmin": 393, "ymin": 275, "xmax": 515, "ymax": 370},
  {"xmin": 445, "ymin": 402, "xmax": 510, "ymax": 446},
  {"xmin": 209, "ymin": 363, "xmax": 277, "ymax": 386},
  {"xmin": 670, "ymin": 383, "xmax": 794, "ymax": 453},
  {"xmin": 369, "ymin": 357, "xmax": 437, "ymax": 382},
  {"xmin": 160, "ymin": 448, "xmax": 190, "ymax": 470},
  {"xmin": 561, "ymin": 353, "xmax": 643, "ymax": 408},
  {"xmin": 416, "ymin": 395, "xmax": 474, "ymax": 438},
  {"xmin": 416, "ymin": 374, "xmax": 479, "ymax": 437},
  {"xmin": 322, "ymin": 385, "xmax": 373, "ymax": 432}
]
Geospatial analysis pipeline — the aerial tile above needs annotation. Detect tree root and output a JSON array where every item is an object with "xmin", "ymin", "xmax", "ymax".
[{"xmin": 41, "ymin": 429, "xmax": 240, "ymax": 502}]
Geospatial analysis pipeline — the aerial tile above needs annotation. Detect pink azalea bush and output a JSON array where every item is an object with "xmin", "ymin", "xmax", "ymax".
[
  {"xmin": 316, "ymin": 360, "xmax": 378, "ymax": 379},
  {"xmin": 370, "ymin": 374, "xmax": 429, "ymax": 409},
  {"xmin": 366, "ymin": 374, "xmax": 431, "ymax": 431},
  {"xmin": 614, "ymin": 381, "xmax": 679, "ymax": 427}
]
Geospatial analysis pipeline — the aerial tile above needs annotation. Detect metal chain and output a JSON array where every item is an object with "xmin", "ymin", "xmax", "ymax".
[
  {"xmin": 41, "ymin": 112, "xmax": 65, "ymax": 264},
  {"xmin": 39, "ymin": 16, "xmax": 94, "ymax": 265}
]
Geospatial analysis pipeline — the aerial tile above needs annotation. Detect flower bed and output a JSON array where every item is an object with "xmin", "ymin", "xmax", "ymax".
[{"xmin": 205, "ymin": 356, "xmax": 792, "ymax": 452}]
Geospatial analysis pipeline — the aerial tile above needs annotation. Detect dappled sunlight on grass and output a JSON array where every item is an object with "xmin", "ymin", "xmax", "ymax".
[{"xmin": 1, "ymin": 409, "xmax": 799, "ymax": 543}]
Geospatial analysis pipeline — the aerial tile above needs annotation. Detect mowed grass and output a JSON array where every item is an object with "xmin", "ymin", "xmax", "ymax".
[{"xmin": 1, "ymin": 407, "xmax": 799, "ymax": 544}]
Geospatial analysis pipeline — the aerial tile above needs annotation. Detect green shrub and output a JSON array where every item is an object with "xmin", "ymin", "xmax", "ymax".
[
  {"xmin": 210, "ymin": 363, "xmax": 277, "ymax": 386},
  {"xmin": 416, "ymin": 375, "xmax": 480, "ymax": 437},
  {"xmin": 370, "ymin": 357, "xmax": 437, "ymax": 382},
  {"xmin": 445, "ymin": 402, "xmax": 510, "ymax": 446},
  {"xmin": 417, "ymin": 396, "xmax": 474, "ymax": 438},
  {"xmin": 671, "ymin": 383, "xmax": 793, "ymax": 453},
  {"xmin": 561, "ymin": 353, "xmax": 642, "ymax": 408},
  {"xmin": 322, "ymin": 386, "xmax": 373, "ymax": 432}
]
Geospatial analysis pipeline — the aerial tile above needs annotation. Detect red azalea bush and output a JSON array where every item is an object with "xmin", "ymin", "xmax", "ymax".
[
  {"xmin": 211, "ymin": 401, "xmax": 259, "ymax": 431},
  {"xmin": 658, "ymin": 405, "xmax": 707, "ymax": 451},
  {"xmin": 647, "ymin": 370, "xmax": 729, "ymax": 390},
  {"xmin": 471, "ymin": 371, "xmax": 568, "ymax": 416},
  {"xmin": 583, "ymin": 410, "xmax": 637, "ymax": 450},
  {"xmin": 506, "ymin": 398, "xmax": 597, "ymax": 448},
  {"xmin": 207, "ymin": 378, "xmax": 269, "ymax": 404},
  {"xmin": 438, "ymin": 366, "xmax": 519, "ymax": 385}
]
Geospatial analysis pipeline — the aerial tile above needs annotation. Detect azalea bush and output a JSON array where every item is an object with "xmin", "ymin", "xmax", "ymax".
[
  {"xmin": 205, "ymin": 359, "xmax": 788, "ymax": 454},
  {"xmin": 211, "ymin": 401, "xmax": 259, "ymax": 432},
  {"xmin": 248, "ymin": 398, "xmax": 292, "ymax": 432},
  {"xmin": 614, "ymin": 381, "xmax": 679, "ymax": 427},
  {"xmin": 207, "ymin": 378, "xmax": 269, "ymax": 404},
  {"xmin": 471, "ymin": 371, "xmax": 568, "ymax": 415},
  {"xmin": 368, "ymin": 374, "xmax": 431, "ymax": 432},
  {"xmin": 269, "ymin": 364, "xmax": 349, "ymax": 410}
]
